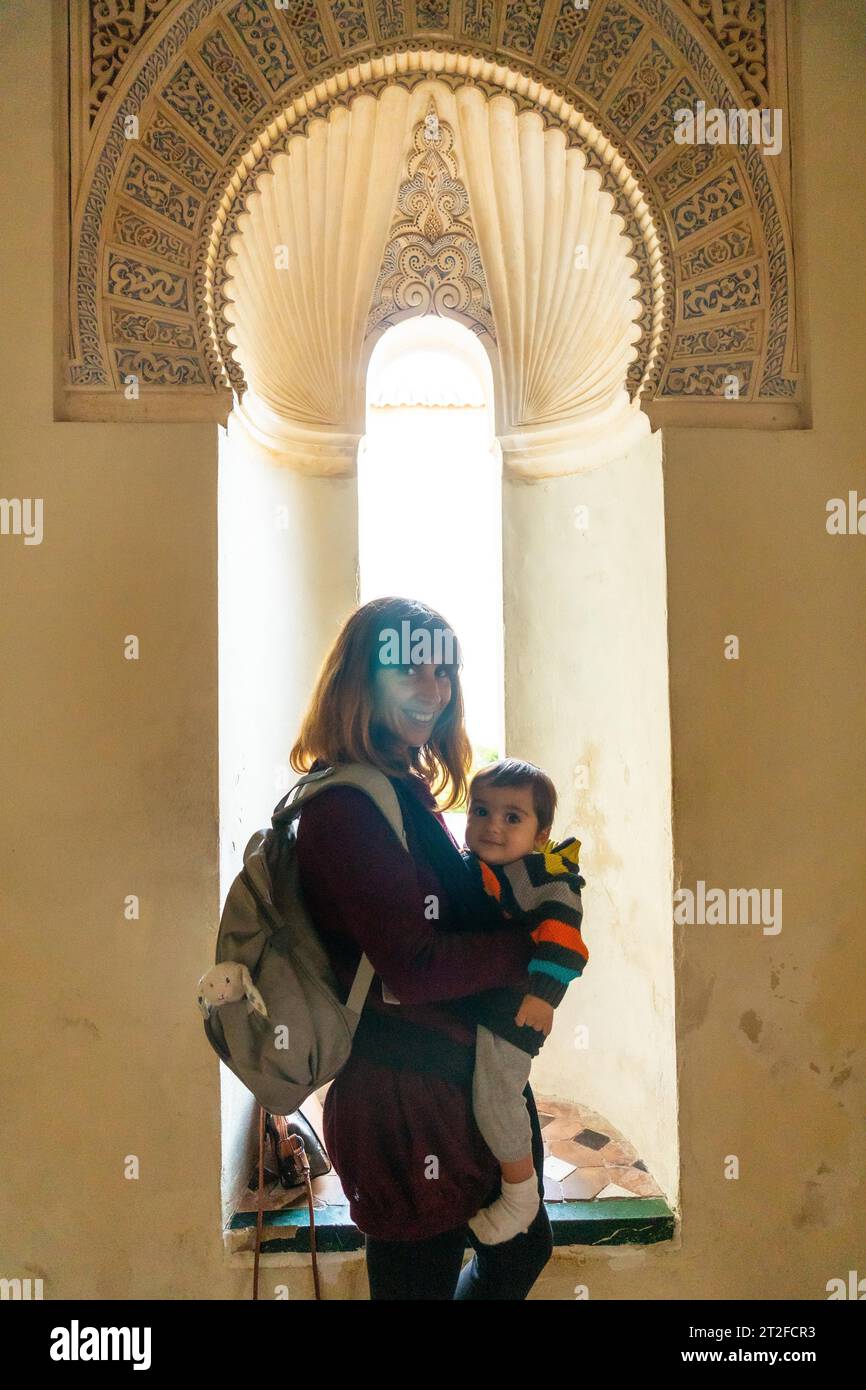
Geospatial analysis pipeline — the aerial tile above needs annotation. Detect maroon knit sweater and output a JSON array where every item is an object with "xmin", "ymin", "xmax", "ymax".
[{"xmin": 295, "ymin": 769, "xmax": 535, "ymax": 1241}]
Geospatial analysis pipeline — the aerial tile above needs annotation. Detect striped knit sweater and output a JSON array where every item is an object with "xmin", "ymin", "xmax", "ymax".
[{"xmin": 461, "ymin": 837, "xmax": 588, "ymax": 1008}]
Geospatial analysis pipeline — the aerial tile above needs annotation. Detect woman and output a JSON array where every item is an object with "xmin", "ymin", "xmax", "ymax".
[{"xmin": 291, "ymin": 595, "xmax": 553, "ymax": 1299}]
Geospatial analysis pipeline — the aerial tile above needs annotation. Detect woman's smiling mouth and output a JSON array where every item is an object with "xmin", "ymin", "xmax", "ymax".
[{"xmin": 405, "ymin": 709, "xmax": 437, "ymax": 725}]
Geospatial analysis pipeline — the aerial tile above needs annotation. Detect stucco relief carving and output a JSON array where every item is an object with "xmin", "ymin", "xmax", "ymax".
[
  {"xmin": 683, "ymin": 0, "xmax": 768, "ymax": 105},
  {"xmin": 366, "ymin": 102, "xmax": 495, "ymax": 340},
  {"xmin": 87, "ymin": 2, "xmax": 767, "ymax": 122},
  {"xmin": 89, "ymin": 0, "xmax": 174, "ymax": 121},
  {"xmin": 67, "ymin": 0, "xmax": 798, "ymax": 422}
]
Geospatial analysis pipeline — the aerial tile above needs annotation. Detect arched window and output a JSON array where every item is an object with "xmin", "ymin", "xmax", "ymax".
[{"xmin": 360, "ymin": 315, "xmax": 504, "ymax": 834}]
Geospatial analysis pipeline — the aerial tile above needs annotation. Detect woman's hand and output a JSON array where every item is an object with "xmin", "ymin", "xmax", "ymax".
[{"xmin": 515, "ymin": 993, "xmax": 555, "ymax": 1036}]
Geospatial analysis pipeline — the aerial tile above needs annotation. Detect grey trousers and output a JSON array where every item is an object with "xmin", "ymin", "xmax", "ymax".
[{"xmin": 472, "ymin": 1024, "xmax": 534, "ymax": 1165}]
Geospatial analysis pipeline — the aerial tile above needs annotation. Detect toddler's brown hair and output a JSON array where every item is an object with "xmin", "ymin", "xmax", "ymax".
[{"xmin": 468, "ymin": 758, "xmax": 557, "ymax": 838}]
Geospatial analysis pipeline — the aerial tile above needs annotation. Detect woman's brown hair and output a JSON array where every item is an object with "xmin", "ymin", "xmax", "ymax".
[{"xmin": 289, "ymin": 596, "xmax": 472, "ymax": 810}]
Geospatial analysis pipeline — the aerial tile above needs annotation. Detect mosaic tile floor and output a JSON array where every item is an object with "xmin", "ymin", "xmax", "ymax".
[
  {"xmin": 535, "ymin": 1097, "xmax": 664, "ymax": 1201},
  {"xmin": 235, "ymin": 1089, "xmax": 664, "ymax": 1216}
]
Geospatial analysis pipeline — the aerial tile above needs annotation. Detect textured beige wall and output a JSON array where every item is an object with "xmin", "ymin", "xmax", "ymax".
[
  {"xmin": 0, "ymin": 0, "xmax": 233, "ymax": 1299},
  {"xmin": 1, "ymin": 0, "xmax": 863, "ymax": 1300},
  {"xmin": 646, "ymin": 0, "xmax": 866, "ymax": 1296}
]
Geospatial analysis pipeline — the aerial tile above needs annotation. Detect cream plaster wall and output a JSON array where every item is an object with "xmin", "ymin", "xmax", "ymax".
[
  {"xmin": 0, "ymin": 2, "xmax": 234, "ymax": 1296},
  {"xmin": 217, "ymin": 409, "xmax": 358, "ymax": 1220},
  {"xmin": 0, "ymin": 0, "xmax": 863, "ymax": 1300},
  {"xmin": 503, "ymin": 428, "xmax": 678, "ymax": 1209}
]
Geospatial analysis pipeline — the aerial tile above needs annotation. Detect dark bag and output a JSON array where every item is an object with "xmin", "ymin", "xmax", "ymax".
[{"xmin": 248, "ymin": 1108, "xmax": 331, "ymax": 1189}]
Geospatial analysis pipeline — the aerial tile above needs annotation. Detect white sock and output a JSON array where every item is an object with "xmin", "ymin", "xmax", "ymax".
[{"xmin": 467, "ymin": 1174, "xmax": 540, "ymax": 1245}]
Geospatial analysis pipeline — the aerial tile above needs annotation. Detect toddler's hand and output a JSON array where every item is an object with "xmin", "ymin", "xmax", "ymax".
[{"xmin": 515, "ymin": 994, "xmax": 555, "ymax": 1036}]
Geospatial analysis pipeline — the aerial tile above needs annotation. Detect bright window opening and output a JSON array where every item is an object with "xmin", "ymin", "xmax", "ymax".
[{"xmin": 359, "ymin": 315, "xmax": 504, "ymax": 841}]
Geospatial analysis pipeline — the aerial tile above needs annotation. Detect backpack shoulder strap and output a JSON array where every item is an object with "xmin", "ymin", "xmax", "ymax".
[
  {"xmin": 273, "ymin": 763, "xmax": 409, "ymax": 852},
  {"xmin": 272, "ymin": 763, "xmax": 412, "ymax": 1016}
]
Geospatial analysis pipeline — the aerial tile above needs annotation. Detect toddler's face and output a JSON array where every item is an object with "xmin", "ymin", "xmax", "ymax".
[{"xmin": 465, "ymin": 783, "xmax": 548, "ymax": 866}]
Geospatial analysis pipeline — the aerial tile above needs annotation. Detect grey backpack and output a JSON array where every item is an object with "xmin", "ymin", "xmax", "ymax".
[{"xmin": 200, "ymin": 763, "xmax": 407, "ymax": 1115}]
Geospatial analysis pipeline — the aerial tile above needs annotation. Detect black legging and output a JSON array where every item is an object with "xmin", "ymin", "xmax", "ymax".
[{"xmin": 364, "ymin": 1083, "xmax": 554, "ymax": 1299}]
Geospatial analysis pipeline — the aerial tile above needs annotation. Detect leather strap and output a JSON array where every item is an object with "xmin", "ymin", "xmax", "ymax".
[
  {"xmin": 253, "ymin": 1106, "xmax": 323, "ymax": 1302},
  {"xmin": 253, "ymin": 1106, "xmax": 265, "ymax": 1302}
]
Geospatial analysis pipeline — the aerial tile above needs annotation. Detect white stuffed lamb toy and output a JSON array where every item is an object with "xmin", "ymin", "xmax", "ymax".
[{"xmin": 197, "ymin": 962, "xmax": 268, "ymax": 1020}]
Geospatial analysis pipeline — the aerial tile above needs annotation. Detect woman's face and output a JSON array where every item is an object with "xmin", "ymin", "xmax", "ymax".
[{"xmin": 371, "ymin": 659, "xmax": 453, "ymax": 753}]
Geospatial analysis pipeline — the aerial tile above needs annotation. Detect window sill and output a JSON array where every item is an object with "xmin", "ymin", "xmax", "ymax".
[{"xmin": 228, "ymin": 1197, "xmax": 676, "ymax": 1254}]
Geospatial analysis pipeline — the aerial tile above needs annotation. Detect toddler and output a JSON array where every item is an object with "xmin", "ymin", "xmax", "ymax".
[{"xmin": 461, "ymin": 758, "xmax": 588, "ymax": 1245}]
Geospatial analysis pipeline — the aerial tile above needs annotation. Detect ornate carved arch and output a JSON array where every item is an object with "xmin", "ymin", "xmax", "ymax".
[
  {"xmin": 63, "ymin": 0, "xmax": 800, "ymax": 426},
  {"xmin": 206, "ymin": 59, "xmax": 667, "ymax": 415}
]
